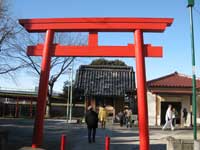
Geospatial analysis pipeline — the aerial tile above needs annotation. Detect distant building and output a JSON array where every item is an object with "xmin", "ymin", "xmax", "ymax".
[
  {"xmin": 74, "ymin": 65, "xmax": 136, "ymax": 114},
  {"xmin": 147, "ymin": 72, "xmax": 200, "ymax": 127},
  {"xmin": 0, "ymin": 89, "xmax": 37, "ymax": 118},
  {"xmin": 0, "ymin": 88, "xmax": 65, "ymax": 118}
]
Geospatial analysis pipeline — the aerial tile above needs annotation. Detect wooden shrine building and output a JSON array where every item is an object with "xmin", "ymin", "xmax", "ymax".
[{"xmin": 74, "ymin": 65, "xmax": 136, "ymax": 114}]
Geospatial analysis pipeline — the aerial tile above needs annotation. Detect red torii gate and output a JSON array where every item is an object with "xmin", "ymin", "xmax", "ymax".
[{"xmin": 19, "ymin": 17, "xmax": 173, "ymax": 150}]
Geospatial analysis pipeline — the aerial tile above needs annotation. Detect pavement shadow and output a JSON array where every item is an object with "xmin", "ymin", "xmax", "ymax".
[
  {"xmin": 0, "ymin": 119, "xmax": 167, "ymax": 150},
  {"xmin": 110, "ymin": 144, "xmax": 166, "ymax": 150},
  {"xmin": 66, "ymin": 125, "xmax": 166, "ymax": 150}
]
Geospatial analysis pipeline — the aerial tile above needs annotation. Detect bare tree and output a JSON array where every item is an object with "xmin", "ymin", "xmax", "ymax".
[
  {"xmin": 0, "ymin": 1, "xmax": 88, "ymax": 118},
  {"xmin": 0, "ymin": 0, "xmax": 11, "ymax": 46},
  {"xmin": 6, "ymin": 30, "xmax": 87, "ymax": 117},
  {"xmin": 0, "ymin": 0, "xmax": 6, "ymax": 18},
  {"xmin": 0, "ymin": 0, "xmax": 25, "ymax": 77},
  {"xmin": 0, "ymin": 0, "xmax": 87, "ymax": 116}
]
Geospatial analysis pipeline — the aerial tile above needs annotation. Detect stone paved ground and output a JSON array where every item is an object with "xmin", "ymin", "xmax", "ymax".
[{"xmin": 0, "ymin": 118, "xmax": 199, "ymax": 150}]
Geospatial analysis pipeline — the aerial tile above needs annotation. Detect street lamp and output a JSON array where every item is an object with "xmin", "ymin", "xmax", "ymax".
[
  {"xmin": 69, "ymin": 60, "xmax": 74, "ymax": 122},
  {"xmin": 187, "ymin": 0, "xmax": 197, "ymax": 140},
  {"xmin": 66, "ymin": 68, "xmax": 72, "ymax": 122}
]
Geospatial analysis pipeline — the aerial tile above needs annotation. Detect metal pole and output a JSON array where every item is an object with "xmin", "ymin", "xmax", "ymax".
[
  {"xmin": 15, "ymin": 98, "xmax": 19, "ymax": 118},
  {"xmin": 134, "ymin": 29, "xmax": 149, "ymax": 150},
  {"xmin": 66, "ymin": 71, "xmax": 70, "ymax": 122},
  {"xmin": 32, "ymin": 30, "xmax": 54, "ymax": 148},
  {"xmin": 30, "ymin": 99, "xmax": 33, "ymax": 118},
  {"xmin": 188, "ymin": 3, "xmax": 197, "ymax": 140},
  {"xmin": 69, "ymin": 60, "xmax": 74, "ymax": 122}
]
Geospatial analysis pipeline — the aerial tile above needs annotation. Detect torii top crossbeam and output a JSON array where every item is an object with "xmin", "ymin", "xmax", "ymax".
[
  {"xmin": 19, "ymin": 17, "xmax": 173, "ymax": 150},
  {"xmin": 19, "ymin": 17, "xmax": 173, "ymax": 32}
]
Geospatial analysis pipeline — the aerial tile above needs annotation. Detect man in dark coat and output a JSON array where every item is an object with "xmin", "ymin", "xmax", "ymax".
[{"xmin": 85, "ymin": 105, "xmax": 98, "ymax": 143}]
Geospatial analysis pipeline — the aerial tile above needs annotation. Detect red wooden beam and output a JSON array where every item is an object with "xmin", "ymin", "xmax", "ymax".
[
  {"xmin": 135, "ymin": 29, "xmax": 149, "ymax": 150},
  {"xmin": 19, "ymin": 17, "xmax": 173, "ymax": 32},
  {"xmin": 32, "ymin": 30, "xmax": 54, "ymax": 147},
  {"xmin": 88, "ymin": 32, "xmax": 98, "ymax": 46},
  {"xmin": 27, "ymin": 44, "xmax": 162, "ymax": 57}
]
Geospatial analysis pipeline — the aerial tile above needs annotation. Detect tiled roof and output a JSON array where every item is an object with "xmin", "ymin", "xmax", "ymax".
[
  {"xmin": 74, "ymin": 65, "xmax": 135, "ymax": 96},
  {"xmin": 148, "ymin": 89, "xmax": 193, "ymax": 94},
  {"xmin": 147, "ymin": 72, "xmax": 200, "ymax": 88}
]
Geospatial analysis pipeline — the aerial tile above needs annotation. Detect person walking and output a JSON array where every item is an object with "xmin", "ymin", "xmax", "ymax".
[
  {"xmin": 183, "ymin": 108, "xmax": 188, "ymax": 125},
  {"xmin": 85, "ymin": 105, "xmax": 98, "ymax": 143},
  {"xmin": 98, "ymin": 105, "xmax": 107, "ymax": 129},
  {"xmin": 118, "ymin": 111, "xmax": 124, "ymax": 127},
  {"xmin": 162, "ymin": 104, "xmax": 174, "ymax": 130},
  {"xmin": 172, "ymin": 108, "xmax": 177, "ymax": 127},
  {"xmin": 125, "ymin": 108, "xmax": 132, "ymax": 128}
]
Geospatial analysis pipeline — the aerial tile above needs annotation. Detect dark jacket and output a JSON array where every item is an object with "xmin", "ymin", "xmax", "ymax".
[{"xmin": 85, "ymin": 110, "xmax": 98, "ymax": 128}]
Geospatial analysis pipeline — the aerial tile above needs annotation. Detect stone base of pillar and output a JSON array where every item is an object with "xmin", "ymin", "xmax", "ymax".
[
  {"xmin": 194, "ymin": 140, "xmax": 200, "ymax": 150},
  {"xmin": 18, "ymin": 147, "xmax": 45, "ymax": 150},
  {"xmin": 166, "ymin": 136, "xmax": 195, "ymax": 150},
  {"xmin": 0, "ymin": 129, "xmax": 8, "ymax": 150}
]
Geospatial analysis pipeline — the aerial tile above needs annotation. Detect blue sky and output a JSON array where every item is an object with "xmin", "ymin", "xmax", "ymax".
[{"xmin": 3, "ymin": 0, "xmax": 200, "ymax": 92}]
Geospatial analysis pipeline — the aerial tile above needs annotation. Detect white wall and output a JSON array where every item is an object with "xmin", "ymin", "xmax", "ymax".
[
  {"xmin": 160, "ymin": 95, "xmax": 191, "ymax": 127},
  {"xmin": 196, "ymin": 95, "xmax": 200, "ymax": 124},
  {"xmin": 147, "ymin": 92, "xmax": 191, "ymax": 127},
  {"xmin": 147, "ymin": 92, "xmax": 156, "ymax": 126}
]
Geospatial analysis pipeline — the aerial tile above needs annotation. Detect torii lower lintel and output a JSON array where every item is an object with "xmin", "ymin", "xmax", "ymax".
[
  {"xmin": 27, "ymin": 44, "xmax": 163, "ymax": 57},
  {"xmin": 19, "ymin": 17, "xmax": 173, "ymax": 150}
]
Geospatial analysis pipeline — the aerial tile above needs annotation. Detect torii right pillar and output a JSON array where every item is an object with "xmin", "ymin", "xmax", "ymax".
[{"xmin": 135, "ymin": 29, "xmax": 149, "ymax": 149}]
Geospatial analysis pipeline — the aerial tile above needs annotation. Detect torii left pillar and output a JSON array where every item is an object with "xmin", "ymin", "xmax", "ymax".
[
  {"xmin": 32, "ymin": 30, "xmax": 54, "ymax": 148},
  {"xmin": 135, "ymin": 29, "xmax": 149, "ymax": 148}
]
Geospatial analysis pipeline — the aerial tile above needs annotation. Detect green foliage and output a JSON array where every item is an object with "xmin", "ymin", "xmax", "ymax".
[
  {"xmin": 90, "ymin": 58, "xmax": 127, "ymax": 66},
  {"xmin": 61, "ymin": 80, "xmax": 84, "ymax": 103},
  {"xmin": 61, "ymin": 80, "xmax": 72, "ymax": 98}
]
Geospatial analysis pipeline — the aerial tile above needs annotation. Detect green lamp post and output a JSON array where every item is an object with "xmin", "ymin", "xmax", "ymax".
[{"xmin": 187, "ymin": 0, "xmax": 197, "ymax": 140}]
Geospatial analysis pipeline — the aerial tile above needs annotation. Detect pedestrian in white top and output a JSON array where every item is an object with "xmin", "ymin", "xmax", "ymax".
[{"xmin": 162, "ymin": 105, "xmax": 174, "ymax": 130}]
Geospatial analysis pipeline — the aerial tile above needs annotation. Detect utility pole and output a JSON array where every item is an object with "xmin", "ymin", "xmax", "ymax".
[
  {"xmin": 187, "ymin": 0, "xmax": 197, "ymax": 140},
  {"xmin": 66, "ymin": 69, "xmax": 71, "ymax": 123},
  {"xmin": 69, "ymin": 59, "xmax": 74, "ymax": 122}
]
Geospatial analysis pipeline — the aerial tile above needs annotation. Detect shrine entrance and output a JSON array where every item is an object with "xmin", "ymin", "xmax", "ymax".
[{"xmin": 19, "ymin": 17, "xmax": 173, "ymax": 150}]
